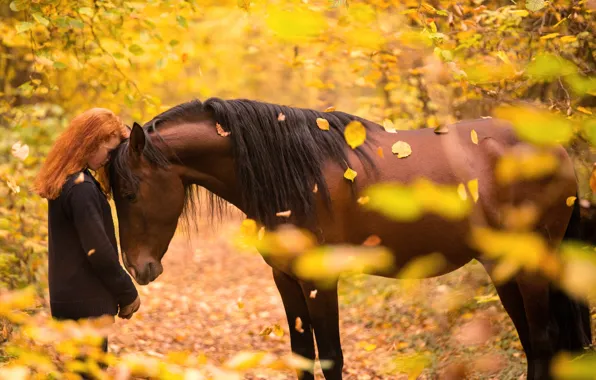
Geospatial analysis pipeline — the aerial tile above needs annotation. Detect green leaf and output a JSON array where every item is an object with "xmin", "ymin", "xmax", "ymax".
[
  {"xmin": 9, "ymin": 1, "xmax": 23, "ymax": 12},
  {"xmin": 566, "ymin": 75, "xmax": 596, "ymax": 97},
  {"xmin": 581, "ymin": 119, "xmax": 596, "ymax": 147},
  {"xmin": 15, "ymin": 22, "xmax": 34, "ymax": 34},
  {"xmin": 53, "ymin": 62, "xmax": 67, "ymax": 70},
  {"xmin": 128, "ymin": 44, "xmax": 144, "ymax": 56},
  {"xmin": 69, "ymin": 18, "xmax": 84, "ymax": 28},
  {"xmin": 32, "ymin": 12, "xmax": 49, "ymax": 27},
  {"xmin": 169, "ymin": 39, "xmax": 180, "ymax": 47},
  {"xmin": 526, "ymin": 0, "xmax": 547, "ymax": 12},
  {"xmin": 79, "ymin": 7, "xmax": 94, "ymax": 17},
  {"xmin": 494, "ymin": 105, "xmax": 574, "ymax": 146},
  {"xmin": 526, "ymin": 53, "xmax": 578, "ymax": 80},
  {"xmin": 113, "ymin": 52, "xmax": 125, "ymax": 59},
  {"xmin": 176, "ymin": 15, "xmax": 188, "ymax": 29}
]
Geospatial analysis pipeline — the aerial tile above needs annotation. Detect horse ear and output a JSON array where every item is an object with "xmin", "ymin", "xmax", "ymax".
[{"xmin": 130, "ymin": 122, "xmax": 145, "ymax": 156}]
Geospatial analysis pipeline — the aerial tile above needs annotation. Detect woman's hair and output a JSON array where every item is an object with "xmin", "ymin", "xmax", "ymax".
[{"xmin": 34, "ymin": 108, "xmax": 129, "ymax": 200}]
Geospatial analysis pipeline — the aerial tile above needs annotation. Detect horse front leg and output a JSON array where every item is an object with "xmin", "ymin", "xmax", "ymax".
[
  {"xmin": 299, "ymin": 281, "xmax": 343, "ymax": 380},
  {"xmin": 272, "ymin": 268, "xmax": 316, "ymax": 380}
]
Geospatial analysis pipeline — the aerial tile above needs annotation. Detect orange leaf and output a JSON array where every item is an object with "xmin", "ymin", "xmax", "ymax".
[
  {"xmin": 216, "ymin": 123, "xmax": 231, "ymax": 137},
  {"xmin": 363, "ymin": 235, "xmax": 381, "ymax": 247},
  {"xmin": 316, "ymin": 118, "xmax": 330, "ymax": 130}
]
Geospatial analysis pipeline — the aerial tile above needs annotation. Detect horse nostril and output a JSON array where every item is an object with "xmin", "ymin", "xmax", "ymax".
[{"xmin": 147, "ymin": 262, "xmax": 155, "ymax": 281}]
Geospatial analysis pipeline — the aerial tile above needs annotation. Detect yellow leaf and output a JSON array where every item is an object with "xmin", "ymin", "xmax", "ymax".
[
  {"xmin": 316, "ymin": 118, "xmax": 330, "ymax": 130},
  {"xmin": 309, "ymin": 290, "xmax": 317, "ymax": 298},
  {"xmin": 344, "ymin": 121, "xmax": 366, "ymax": 149},
  {"xmin": 276, "ymin": 210, "xmax": 292, "ymax": 218},
  {"xmin": 457, "ymin": 183, "xmax": 467, "ymax": 200},
  {"xmin": 577, "ymin": 106, "xmax": 592, "ymax": 115},
  {"xmin": 216, "ymin": 122, "xmax": 230, "ymax": 137},
  {"xmin": 566, "ymin": 196, "xmax": 577, "ymax": 207},
  {"xmin": 357, "ymin": 196, "xmax": 370, "ymax": 205},
  {"xmin": 471, "ymin": 129, "xmax": 479, "ymax": 144},
  {"xmin": 295, "ymin": 317, "xmax": 304, "ymax": 333},
  {"xmin": 495, "ymin": 151, "xmax": 559, "ymax": 185},
  {"xmin": 324, "ymin": 106, "xmax": 336, "ymax": 112},
  {"xmin": 560, "ymin": 35, "xmax": 577, "ymax": 43},
  {"xmin": 397, "ymin": 252, "xmax": 446, "ymax": 279},
  {"xmin": 382, "ymin": 119, "xmax": 398, "ymax": 133},
  {"xmin": 258, "ymin": 227, "xmax": 265, "ymax": 240},
  {"xmin": 11, "ymin": 141, "xmax": 29, "ymax": 161},
  {"xmin": 344, "ymin": 167, "xmax": 357, "ymax": 181},
  {"xmin": 363, "ymin": 343, "xmax": 377, "ymax": 351},
  {"xmin": 467, "ymin": 179, "xmax": 479, "ymax": 203},
  {"xmin": 273, "ymin": 324, "xmax": 284, "ymax": 337},
  {"xmin": 541, "ymin": 32, "xmax": 560, "ymax": 40},
  {"xmin": 87, "ymin": 249, "xmax": 96, "ymax": 256},
  {"xmin": 496, "ymin": 51, "xmax": 511, "ymax": 65},
  {"xmin": 391, "ymin": 141, "xmax": 412, "ymax": 158},
  {"xmin": 74, "ymin": 172, "xmax": 85, "ymax": 184}
]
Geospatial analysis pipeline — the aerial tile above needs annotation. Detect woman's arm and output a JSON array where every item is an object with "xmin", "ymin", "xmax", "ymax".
[{"xmin": 65, "ymin": 181, "xmax": 138, "ymax": 308}]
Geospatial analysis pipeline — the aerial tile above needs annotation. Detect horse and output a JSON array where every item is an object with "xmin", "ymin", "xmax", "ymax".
[{"xmin": 107, "ymin": 97, "xmax": 592, "ymax": 379}]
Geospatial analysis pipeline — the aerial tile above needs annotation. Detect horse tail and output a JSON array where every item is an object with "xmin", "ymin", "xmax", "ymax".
[{"xmin": 550, "ymin": 193, "xmax": 592, "ymax": 351}]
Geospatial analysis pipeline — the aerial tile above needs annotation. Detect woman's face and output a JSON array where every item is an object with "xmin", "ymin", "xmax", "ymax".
[{"xmin": 87, "ymin": 135, "xmax": 121, "ymax": 170}]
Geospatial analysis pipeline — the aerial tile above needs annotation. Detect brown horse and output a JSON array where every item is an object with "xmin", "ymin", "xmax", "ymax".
[{"xmin": 108, "ymin": 98, "xmax": 592, "ymax": 379}]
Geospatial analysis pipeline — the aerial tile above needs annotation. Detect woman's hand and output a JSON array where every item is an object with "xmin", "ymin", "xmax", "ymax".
[{"xmin": 118, "ymin": 295, "xmax": 141, "ymax": 319}]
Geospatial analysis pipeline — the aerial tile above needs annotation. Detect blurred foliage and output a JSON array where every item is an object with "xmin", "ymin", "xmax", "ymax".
[{"xmin": 0, "ymin": 0, "xmax": 595, "ymax": 378}]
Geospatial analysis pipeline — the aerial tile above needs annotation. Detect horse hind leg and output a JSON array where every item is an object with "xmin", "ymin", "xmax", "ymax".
[{"xmin": 481, "ymin": 260, "xmax": 535, "ymax": 378}]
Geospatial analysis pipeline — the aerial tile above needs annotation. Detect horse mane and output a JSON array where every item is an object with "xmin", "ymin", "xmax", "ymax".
[{"xmin": 111, "ymin": 97, "xmax": 378, "ymax": 230}]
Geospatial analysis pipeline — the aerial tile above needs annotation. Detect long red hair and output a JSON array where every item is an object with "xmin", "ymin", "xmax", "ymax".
[{"xmin": 34, "ymin": 108, "xmax": 128, "ymax": 200}]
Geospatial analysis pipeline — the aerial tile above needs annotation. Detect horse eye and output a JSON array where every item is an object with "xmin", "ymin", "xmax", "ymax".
[{"xmin": 124, "ymin": 193, "xmax": 137, "ymax": 202}]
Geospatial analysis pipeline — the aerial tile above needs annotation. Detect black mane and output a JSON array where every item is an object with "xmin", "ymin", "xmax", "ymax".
[{"xmin": 111, "ymin": 97, "xmax": 378, "ymax": 229}]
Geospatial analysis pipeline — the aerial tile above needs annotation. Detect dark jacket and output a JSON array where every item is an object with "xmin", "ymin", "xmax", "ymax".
[{"xmin": 47, "ymin": 169, "xmax": 138, "ymax": 320}]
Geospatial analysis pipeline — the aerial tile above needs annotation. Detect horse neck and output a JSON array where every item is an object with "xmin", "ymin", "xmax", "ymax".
[{"xmin": 156, "ymin": 120, "xmax": 243, "ymax": 209}]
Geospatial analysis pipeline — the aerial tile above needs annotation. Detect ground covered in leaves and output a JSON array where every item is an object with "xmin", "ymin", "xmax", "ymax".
[{"xmin": 32, "ymin": 216, "xmax": 593, "ymax": 379}]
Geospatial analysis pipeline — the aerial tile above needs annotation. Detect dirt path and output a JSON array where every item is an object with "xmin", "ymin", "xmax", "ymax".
[{"xmin": 106, "ymin": 217, "xmax": 531, "ymax": 379}]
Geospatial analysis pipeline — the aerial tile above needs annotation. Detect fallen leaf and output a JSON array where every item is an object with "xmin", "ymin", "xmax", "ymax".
[
  {"xmin": 362, "ymin": 235, "xmax": 381, "ymax": 247},
  {"xmin": 467, "ymin": 179, "xmax": 479, "ymax": 202},
  {"xmin": 276, "ymin": 210, "xmax": 292, "ymax": 218},
  {"xmin": 74, "ymin": 172, "xmax": 85, "ymax": 184},
  {"xmin": 237, "ymin": 298, "xmax": 244, "ymax": 309},
  {"xmin": 344, "ymin": 121, "xmax": 366, "ymax": 149},
  {"xmin": 216, "ymin": 122, "xmax": 231, "ymax": 137},
  {"xmin": 295, "ymin": 317, "xmax": 304, "ymax": 333},
  {"xmin": 382, "ymin": 119, "xmax": 398, "ymax": 133},
  {"xmin": 273, "ymin": 324, "xmax": 284, "ymax": 337},
  {"xmin": 316, "ymin": 118, "xmax": 330, "ymax": 130},
  {"xmin": 277, "ymin": 113, "xmax": 286, "ymax": 121},
  {"xmin": 324, "ymin": 106, "xmax": 336, "ymax": 112},
  {"xmin": 457, "ymin": 183, "xmax": 467, "ymax": 201},
  {"xmin": 357, "ymin": 196, "xmax": 370, "ymax": 205},
  {"xmin": 11, "ymin": 141, "xmax": 29, "ymax": 161},
  {"xmin": 566, "ymin": 196, "xmax": 577, "ymax": 207},
  {"xmin": 344, "ymin": 167, "xmax": 357, "ymax": 181},
  {"xmin": 471, "ymin": 129, "xmax": 478, "ymax": 144},
  {"xmin": 258, "ymin": 227, "xmax": 265, "ymax": 240},
  {"xmin": 377, "ymin": 147, "xmax": 384, "ymax": 158},
  {"xmin": 391, "ymin": 141, "xmax": 412, "ymax": 158},
  {"xmin": 434, "ymin": 125, "xmax": 449, "ymax": 134},
  {"xmin": 577, "ymin": 106, "xmax": 592, "ymax": 115},
  {"xmin": 309, "ymin": 290, "xmax": 317, "ymax": 298}
]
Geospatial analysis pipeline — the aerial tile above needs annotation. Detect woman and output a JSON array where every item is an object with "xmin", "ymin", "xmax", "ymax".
[{"xmin": 34, "ymin": 108, "xmax": 140, "ymax": 354}]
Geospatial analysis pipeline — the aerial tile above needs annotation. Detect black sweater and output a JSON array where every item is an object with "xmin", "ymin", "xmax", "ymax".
[{"xmin": 47, "ymin": 169, "xmax": 138, "ymax": 320}]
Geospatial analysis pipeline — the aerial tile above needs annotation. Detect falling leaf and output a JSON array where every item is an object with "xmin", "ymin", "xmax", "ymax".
[
  {"xmin": 309, "ymin": 290, "xmax": 317, "ymax": 298},
  {"xmin": 377, "ymin": 147, "xmax": 384, "ymax": 158},
  {"xmin": 273, "ymin": 324, "xmax": 284, "ymax": 337},
  {"xmin": 471, "ymin": 130, "xmax": 479, "ymax": 144},
  {"xmin": 357, "ymin": 196, "xmax": 369, "ymax": 205},
  {"xmin": 391, "ymin": 141, "xmax": 412, "ymax": 158},
  {"xmin": 362, "ymin": 235, "xmax": 381, "ymax": 247},
  {"xmin": 344, "ymin": 121, "xmax": 366, "ymax": 149},
  {"xmin": 324, "ymin": 106, "xmax": 336, "ymax": 112},
  {"xmin": 74, "ymin": 172, "xmax": 85, "ymax": 184},
  {"xmin": 496, "ymin": 51, "xmax": 511, "ymax": 65},
  {"xmin": 577, "ymin": 107, "xmax": 592, "ymax": 115},
  {"xmin": 467, "ymin": 179, "xmax": 479, "ymax": 203},
  {"xmin": 434, "ymin": 125, "xmax": 449, "ymax": 134},
  {"xmin": 277, "ymin": 113, "xmax": 286, "ymax": 121},
  {"xmin": 276, "ymin": 210, "xmax": 292, "ymax": 218},
  {"xmin": 312, "ymin": 183, "xmax": 318, "ymax": 193},
  {"xmin": 295, "ymin": 317, "xmax": 304, "ymax": 333},
  {"xmin": 216, "ymin": 122, "xmax": 231, "ymax": 137},
  {"xmin": 344, "ymin": 167, "xmax": 357, "ymax": 181},
  {"xmin": 237, "ymin": 298, "xmax": 244, "ymax": 309},
  {"xmin": 560, "ymin": 35, "xmax": 577, "ymax": 43},
  {"xmin": 540, "ymin": 32, "xmax": 559, "ymax": 40},
  {"xmin": 316, "ymin": 118, "xmax": 330, "ymax": 130},
  {"xmin": 566, "ymin": 196, "xmax": 577, "ymax": 207},
  {"xmin": 457, "ymin": 183, "xmax": 467, "ymax": 201},
  {"xmin": 258, "ymin": 227, "xmax": 265, "ymax": 240},
  {"xmin": 87, "ymin": 249, "xmax": 96, "ymax": 256},
  {"xmin": 11, "ymin": 141, "xmax": 29, "ymax": 161},
  {"xmin": 382, "ymin": 119, "xmax": 398, "ymax": 133}
]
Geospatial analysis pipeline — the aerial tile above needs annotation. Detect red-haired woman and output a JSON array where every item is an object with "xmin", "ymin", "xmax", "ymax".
[{"xmin": 34, "ymin": 108, "xmax": 140, "ymax": 354}]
